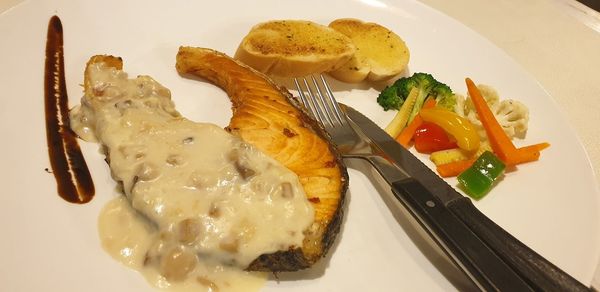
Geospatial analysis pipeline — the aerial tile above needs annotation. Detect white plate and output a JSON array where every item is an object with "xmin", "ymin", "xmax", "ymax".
[{"xmin": 1, "ymin": 0, "xmax": 599, "ymax": 291}]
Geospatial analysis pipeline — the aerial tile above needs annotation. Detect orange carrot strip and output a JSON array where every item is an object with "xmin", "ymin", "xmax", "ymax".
[
  {"xmin": 511, "ymin": 143, "xmax": 551, "ymax": 164},
  {"xmin": 397, "ymin": 116, "xmax": 423, "ymax": 147},
  {"xmin": 436, "ymin": 158, "xmax": 476, "ymax": 178},
  {"xmin": 519, "ymin": 142, "xmax": 550, "ymax": 152},
  {"xmin": 396, "ymin": 98, "xmax": 437, "ymax": 147},
  {"xmin": 466, "ymin": 78, "xmax": 519, "ymax": 163},
  {"xmin": 466, "ymin": 78, "xmax": 549, "ymax": 166},
  {"xmin": 423, "ymin": 97, "xmax": 437, "ymax": 109}
]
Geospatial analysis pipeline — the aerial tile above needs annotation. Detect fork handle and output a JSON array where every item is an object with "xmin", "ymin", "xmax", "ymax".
[
  {"xmin": 391, "ymin": 178, "xmax": 533, "ymax": 291},
  {"xmin": 447, "ymin": 198, "xmax": 590, "ymax": 292}
]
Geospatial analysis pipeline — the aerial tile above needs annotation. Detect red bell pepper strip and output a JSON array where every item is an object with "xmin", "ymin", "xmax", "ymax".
[{"xmin": 413, "ymin": 122, "xmax": 458, "ymax": 154}]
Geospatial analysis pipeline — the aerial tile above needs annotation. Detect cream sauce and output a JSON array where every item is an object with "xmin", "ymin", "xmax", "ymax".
[
  {"xmin": 72, "ymin": 62, "xmax": 314, "ymax": 291},
  {"xmin": 99, "ymin": 197, "xmax": 267, "ymax": 292}
]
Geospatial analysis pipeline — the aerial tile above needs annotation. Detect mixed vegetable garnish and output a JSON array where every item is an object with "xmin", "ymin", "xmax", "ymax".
[{"xmin": 378, "ymin": 73, "xmax": 550, "ymax": 199}]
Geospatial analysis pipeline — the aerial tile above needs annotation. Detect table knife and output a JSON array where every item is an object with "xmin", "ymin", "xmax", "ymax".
[{"xmin": 342, "ymin": 104, "xmax": 589, "ymax": 292}]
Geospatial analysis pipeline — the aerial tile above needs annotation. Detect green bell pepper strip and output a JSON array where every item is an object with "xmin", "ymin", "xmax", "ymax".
[{"xmin": 457, "ymin": 151, "xmax": 506, "ymax": 199}]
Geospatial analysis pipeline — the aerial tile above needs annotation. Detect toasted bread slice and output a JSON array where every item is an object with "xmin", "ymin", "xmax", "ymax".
[
  {"xmin": 328, "ymin": 18, "xmax": 410, "ymax": 83},
  {"xmin": 234, "ymin": 20, "xmax": 356, "ymax": 77},
  {"xmin": 177, "ymin": 47, "xmax": 348, "ymax": 271}
]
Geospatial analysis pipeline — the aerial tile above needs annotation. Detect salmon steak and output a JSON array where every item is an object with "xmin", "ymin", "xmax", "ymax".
[{"xmin": 176, "ymin": 47, "xmax": 348, "ymax": 271}]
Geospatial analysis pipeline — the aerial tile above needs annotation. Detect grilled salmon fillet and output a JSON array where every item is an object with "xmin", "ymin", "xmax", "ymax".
[{"xmin": 176, "ymin": 47, "xmax": 348, "ymax": 271}]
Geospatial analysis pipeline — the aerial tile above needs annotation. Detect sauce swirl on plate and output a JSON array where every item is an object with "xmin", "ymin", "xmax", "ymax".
[{"xmin": 44, "ymin": 15, "xmax": 94, "ymax": 204}]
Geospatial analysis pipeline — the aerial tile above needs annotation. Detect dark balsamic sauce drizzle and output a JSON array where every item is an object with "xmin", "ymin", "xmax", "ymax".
[{"xmin": 44, "ymin": 15, "xmax": 95, "ymax": 204}]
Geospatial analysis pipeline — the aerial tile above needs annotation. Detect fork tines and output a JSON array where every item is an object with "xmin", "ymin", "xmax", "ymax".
[{"xmin": 294, "ymin": 75, "xmax": 346, "ymax": 127}]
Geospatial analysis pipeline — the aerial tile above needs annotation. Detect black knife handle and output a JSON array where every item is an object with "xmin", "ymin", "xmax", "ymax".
[
  {"xmin": 391, "ymin": 178, "xmax": 533, "ymax": 291},
  {"xmin": 447, "ymin": 198, "xmax": 590, "ymax": 291}
]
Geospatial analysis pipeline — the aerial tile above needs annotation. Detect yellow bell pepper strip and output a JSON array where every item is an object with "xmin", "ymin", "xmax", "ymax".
[
  {"xmin": 457, "ymin": 151, "xmax": 506, "ymax": 199},
  {"xmin": 466, "ymin": 78, "xmax": 550, "ymax": 166},
  {"xmin": 433, "ymin": 142, "xmax": 495, "ymax": 177},
  {"xmin": 419, "ymin": 107, "xmax": 480, "ymax": 151}
]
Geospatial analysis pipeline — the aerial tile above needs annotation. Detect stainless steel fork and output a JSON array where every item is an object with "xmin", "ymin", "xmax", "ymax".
[
  {"xmin": 293, "ymin": 75, "xmax": 370, "ymax": 156},
  {"xmin": 293, "ymin": 75, "xmax": 534, "ymax": 291}
]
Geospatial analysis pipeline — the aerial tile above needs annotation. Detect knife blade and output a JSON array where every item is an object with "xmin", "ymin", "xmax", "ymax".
[{"xmin": 342, "ymin": 104, "xmax": 588, "ymax": 292}]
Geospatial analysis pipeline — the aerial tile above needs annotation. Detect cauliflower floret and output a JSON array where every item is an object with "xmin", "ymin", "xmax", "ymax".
[
  {"xmin": 467, "ymin": 84, "xmax": 500, "ymax": 110},
  {"xmin": 493, "ymin": 99, "xmax": 529, "ymax": 138},
  {"xmin": 453, "ymin": 93, "xmax": 467, "ymax": 117},
  {"xmin": 456, "ymin": 84, "xmax": 529, "ymax": 140}
]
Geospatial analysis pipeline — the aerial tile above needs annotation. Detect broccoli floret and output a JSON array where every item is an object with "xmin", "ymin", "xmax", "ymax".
[
  {"xmin": 405, "ymin": 73, "xmax": 452, "ymax": 123},
  {"xmin": 431, "ymin": 82, "xmax": 456, "ymax": 111},
  {"xmin": 378, "ymin": 72, "xmax": 455, "ymax": 135},
  {"xmin": 376, "ymin": 72, "xmax": 438, "ymax": 111},
  {"xmin": 398, "ymin": 73, "xmax": 437, "ymax": 100},
  {"xmin": 406, "ymin": 72, "xmax": 437, "ymax": 91},
  {"xmin": 377, "ymin": 85, "xmax": 404, "ymax": 111}
]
